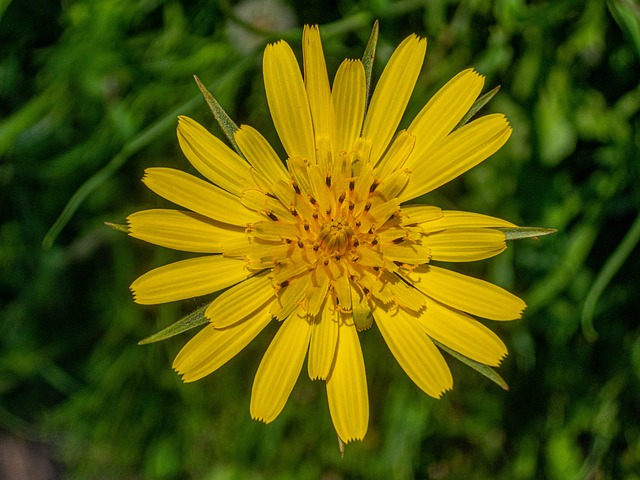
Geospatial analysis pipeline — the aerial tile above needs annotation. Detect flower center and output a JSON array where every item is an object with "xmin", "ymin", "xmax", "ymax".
[{"xmin": 317, "ymin": 218, "xmax": 353, "ymax": 254}]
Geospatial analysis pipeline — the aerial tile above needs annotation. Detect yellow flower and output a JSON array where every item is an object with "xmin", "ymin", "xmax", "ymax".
[{"xmin": 128, "ymin": 25, "xmax": 525, "ymax": 443}]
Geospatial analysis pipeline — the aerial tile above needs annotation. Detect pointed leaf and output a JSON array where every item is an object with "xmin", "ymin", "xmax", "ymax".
[
  {"xmin": 433, "ymin": 339, "xmax": 509, "ymax": 391},
  {"xmin": 454, "ymin": 85, "xmax": 501, "ymax": 131},
  {"xmin": 104, "ymin": 221, "xmax": 128, "ymax": 233},
  {"xmin": 500, "ymin": 227, "xmax": 557, "ymax": 240},
  {"xmin": 362, "ymin": 20, "xmax": 379, "ymax": 112},
  {"xmin": 138, "ymin": 302, "xmax": 211, "ymax": 345},
  {"xmin": 193, "ymin": 75, "xmax": 242, "ymax": 156}
]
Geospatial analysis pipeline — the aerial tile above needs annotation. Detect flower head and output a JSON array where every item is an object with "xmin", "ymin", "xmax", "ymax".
[{"xmin": 129, "ymin": 25, "xmax": 526, "ymax": 443}]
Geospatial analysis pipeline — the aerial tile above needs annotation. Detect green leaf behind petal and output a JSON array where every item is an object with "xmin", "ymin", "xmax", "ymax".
[
  {"xmin": 500, "ymin": 227, "xmax": 557, "ymax": 240},
  {"xmin": 138, "ymin": 302, "xmax": 211, "ymax": 345},
  {"xmin": 433, "ymin": 339, "xmax": 509, "ymax": 391}
]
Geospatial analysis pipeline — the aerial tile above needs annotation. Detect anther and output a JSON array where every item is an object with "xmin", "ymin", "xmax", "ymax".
[
  {"xmin": 297, "ymin": 240, "xmax": 304, "ymax": 248},
  {"xmin": 279, "ymin": 280, "xmax": 290, "ymax": 288},
  {"xmin": 353, "ymin": 238, "xmax": 360, "ymax": 247},
  {"xmin": 292, "ymin": 182, "xmax": 301, "ymax": 194},
  {"xmin": 369, "ymin": 181, "xmax": 379, "ymax": 193},
  {"xmin": 338, "ymin": 192, "xmax": 346, "ymax": 203},
  {"xmin": 364, "ymin": 202, "xmax": 372, "ymax": 212},
  {"xmin": 267, "ymin": 211, "xmax": 278, "ymax": 221},
  {"xmin": 325, "ymin": 175, "xmax": 331, "ymax": 187},
  {"xmin": 349, "ymin": 180, "xmax": 355, "ymax": 190}
]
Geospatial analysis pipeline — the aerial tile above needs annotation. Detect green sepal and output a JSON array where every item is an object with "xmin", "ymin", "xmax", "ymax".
[
  {"xmin": 353, "ymin": 307, "xmax": 373, "ymax": 332},
  {"xmin": 433, "ymin": 339, "xmax": 509, "ymax": 391},
  {"xmin": 104, "ymin": 221, "xmax": 128, "ymax": 233},
  {"xmin": 362, "ymin": 20, "xmax": 379, "ymax": 112},
  {"xmin": 454, "ymin": 85, "xmax": 501, "ymax": 131},
  {"xmin": 138, "ymin": 302, "xmax": 211, "ymax": 345},
  {"xmin": 500, "ymin": 227, "xmax": 557, "ymax": 240},
  {"xmin": 193, "ymin": 75, "xmax": 243, "ymax": 156}
]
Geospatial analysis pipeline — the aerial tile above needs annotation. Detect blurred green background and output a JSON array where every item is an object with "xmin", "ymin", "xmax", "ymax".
[{"xmin": 2, "ymin": 0, "xmax": 640, "ymax": 478}]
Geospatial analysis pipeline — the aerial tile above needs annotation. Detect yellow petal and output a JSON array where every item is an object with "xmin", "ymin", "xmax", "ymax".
[
  {"xmin": 362, "ymin": 35, "xmax": 427, "ymax": 164},
  {"xmin": 142, "ymin": 168, "xmax": 262, "ymax": 226},
  {"xmin": 421, "ymin": 210, "xmax": 517, "ymax": 231},
  {"xmin": 177, "ymin": 116, "xmax": 255, "ymax": 196},
  {"xmin": 380, "ymin": 271, "xmax": 426, "ymax": 312},
  {"xmin": 326, "ymin": 320, "xmax": 369, "ymax": 443},
  {"xmin": 381, "ymin": 241, "xmax": 431, "ymax": 264},
  {"xmin": 416, "ymin": 298, "xmax": 508, "ymax": 366},
  {"xmin": 206, "ymin": 273, "xmax": 275, "ymax": 328},
  {"xmin": 374, "ymin": 130, "xmax": 416, "ymax": 179},
  {"xmin": 303, "ymin": 25, "xmax": 332, "ymax": 142},
  {"xmin": 251, "ymin": 308, "xmax": 312, "ymax": 423},
  {"xmin": 400, "ymin": 114, "xmax": 512, "ymax": 201},
  {"xmin": 130, "ymin": 255, "xmax": 251, "ymax": 305},
  {"xmin": 173, "ymin": 303, "xmax": 272, "ymax": 382},
  {"xmin": 401, "ymin": 205, "xmax": 444, "ymax": 225},
  {"xmin": 263, "ymin": 40, "xmax": 315, "ymax": 162},
  {"xmin": 331, "ymin": 59, "xmax": 366, "ymax": 153},
  {"xmin": 373, "ymin": 303, "xmax": 453, "ymax": 398},
  {"xmin": 270, "ymin": 273, "xmax": 312, "ymax": 320},
  {"xmin": 422, "ymin": 228, "xmax": 506, "ymax": 262},
  {"xmin": 127, "ymin": 209, "xmax": 244, "ymax": 253},
  {"xmin": 234, "ymin": 124, "xmax": 289, "ymax": 185},
  {"xmin": 305, "ymin": 267, "xmax": 331, "ymax": 317},
  {"xmin": 404, "ymin": 265, "xmax": 526, "ymax": 320},
  {"xmin": 308, "ymin": 298, "xmax": 339, "ymax": 380},
  {"xmin": 406, "ymin": 69, "xmax": 485, "ymax": 167}
]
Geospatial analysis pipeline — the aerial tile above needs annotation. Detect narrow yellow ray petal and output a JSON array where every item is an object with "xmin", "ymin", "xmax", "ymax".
[
  {"xmin": 362, "ymin": 35, "xmax": 427, "ymax": 164},
  {"xmin": 374, "ymin": 130, "xmax": 416, "ymax": 179},
  {"xmin": 263, "ymin": 40, "xmax": 315, "ymax": 162},
  {"xmin": 420, "ymin": 210, "xmax": 516, "ymax": 231},
  {"xmin": 381, "ymin": 241, "xmax": 431, "ymax": 264},
  {"xmin": 401, "ymin": 205, "xmax": 444, "ymax": 225},
  {"xmin": 206, "ymin": 273, "xmax": 275, "ymax": 328},
  {"xmin": 142, "ymin": 168, "xmax": 262, "ymax": 226},
  {"xmin": 173, "ymin": 303, "xmax": 272, "ymax": 382},
  {"xmin": 331, "ymin": 59, "xmax": 366, "ymax": 154},
  {"xmin": 177, "ymin": 116, "xmax": 254, "ymax": 196},
  {"xmin": 305, "ymin": 267, "xmax": 331, "ymax": 317},
  {"xmin": 130, "ymin": 255, "xmax": 251, "ymax": 305},
  {"xmin": 241, "ymin": 189, "xmax": 296, "ymax": 222},
  {"xmin": 127, "ymin": 209, "xmax": 244, "ymax": 253},
  {"xmin": 400, "ymin": 114, "xmax": 512, "ymax": 201},
  {"xmin": 404, "ymin": 265, "xmax": 526, "ymax": 320},
  {"xmin": 406, "ymin": 69, "xmax": 485, "ymax": 167},
  {"xmin": 270, "ymin": 273, "xmax": 312, "ymax": 320},
  {"xmin": 251, "ymin": 309, "xmax": 312, "ymax": 423},
  {"xmin": 234, "ymin": 124, "xmax": 289, "ymax": 185},
  {"xmin": 326, "ymin": 321, "xmax": 369, "ymax": 443},
  {"xmin": 379, "ymin": 271, "xmax": 426, "ymax": 312},
  {"xmin": 422, "ymin": 228, "xmax": 506, "ymax": 262},
  {"xmin": 373, "ymin": 304, "xmax": 453, "ymax": 398},
  {"xmin": 416, "ymin": 298, "xmax": 508, "ymax": 366},
  {"xmin": 303, "ymin": 25, "xmax": 332, "ymax": 142},
  {"xmin": 308, "ymin": 298, "xmax": 339, "ymax": 380}
]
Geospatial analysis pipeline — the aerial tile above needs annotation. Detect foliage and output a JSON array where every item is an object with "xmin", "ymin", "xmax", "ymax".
[{"xmin": 1, "ymin": 0, "xmax": 639, "ymax": 478}]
